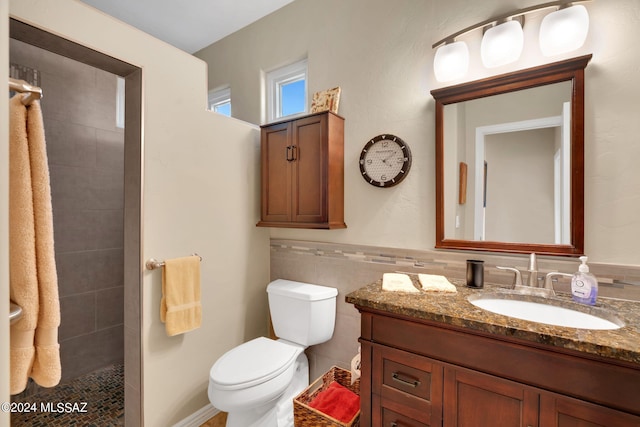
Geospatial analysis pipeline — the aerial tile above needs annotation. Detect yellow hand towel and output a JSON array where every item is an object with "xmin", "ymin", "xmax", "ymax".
[
  {"xmin": 161, "ymin": 256, "xmax": 202, "ymax": 336},
  {"xmin": 418, "ymin": 274, "xmax": 457, "ymax": 293}
]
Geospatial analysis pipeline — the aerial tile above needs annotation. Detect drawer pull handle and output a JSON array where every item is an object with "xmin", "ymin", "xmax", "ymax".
[{"xmin": 391, "ymin": 372, "xmax": 421, "ymax": 388}]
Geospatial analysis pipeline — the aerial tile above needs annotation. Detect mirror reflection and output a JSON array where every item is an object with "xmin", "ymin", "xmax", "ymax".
[
  {"xmin": 432, "ymin": 55, "xmax": 591, "ymax": 256},
  {"xmin": 443, "ymin": 82, "xmax": 572, "ymax": 244}
]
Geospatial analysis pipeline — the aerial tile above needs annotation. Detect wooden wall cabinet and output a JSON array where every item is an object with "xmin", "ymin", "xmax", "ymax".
[
  {"xmin": 357, "ymin": 310, "xmax": 640, "ymax": 427},
  {"xmin": 257, "ymin": 111, "xmax": 346, "ymax": 229}
]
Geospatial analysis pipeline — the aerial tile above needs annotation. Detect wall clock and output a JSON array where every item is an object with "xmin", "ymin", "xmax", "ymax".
[{"xmin": 359, "ymin": 134, "xmax": 412, "ymax": 187}]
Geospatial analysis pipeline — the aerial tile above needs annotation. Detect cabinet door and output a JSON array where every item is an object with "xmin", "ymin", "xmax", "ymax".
[
  {"xmin": 540, "ymin": 393, "xmax": 640, "ymax": 427},
  {"xmin": 260, "ymin": 122, "xmax": 292, "ymax": 223},
  {"xmin": 291, "ymin": 114, "xmax": 327, "ymax": 223},
  {"xmin": 443, "ymin": 366, "xmax": 539, "ymax": 427}
]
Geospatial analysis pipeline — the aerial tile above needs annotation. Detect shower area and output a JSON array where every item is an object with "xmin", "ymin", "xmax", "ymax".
[{"xmin": 9, "ymin": 35, "xmax": 128, "ymax": 426}]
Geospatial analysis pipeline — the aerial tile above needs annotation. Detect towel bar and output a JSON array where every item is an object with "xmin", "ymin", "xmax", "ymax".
[
  {"xmin": 146, "ymin": 254, "xmax": 202, "ymax": 270},
  {"xmin": 10, "ymin": 301, "xmax": 23, "ymax": 324}
]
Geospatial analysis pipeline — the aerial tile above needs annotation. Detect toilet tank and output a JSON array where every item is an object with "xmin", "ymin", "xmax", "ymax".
[{"xmin": 267, "ymin": 279, "xmax": 338, "ymax": 347}]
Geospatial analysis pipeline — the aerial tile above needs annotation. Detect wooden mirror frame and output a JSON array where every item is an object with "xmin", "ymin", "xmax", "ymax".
[{"xmin": 431, "ymin": 55, "xmax": 591, "ymax": 256}]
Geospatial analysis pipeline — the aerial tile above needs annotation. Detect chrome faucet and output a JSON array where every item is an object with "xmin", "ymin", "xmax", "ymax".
[
  {"xmin": 497, "ymin": 253, "xmax": 539, "ymax": 288},
  {"xmin": 496, "ymin": 266, "xmax": 523, "ymax": 288},
  {"xmin": 543, "ymin": 272, "xmax": 574, "ymax": 297},
  {"xmin": 497, "ymin": 253, "xmax": 554, "ymax": 297},
  {"xmin": 526, "ymin": 253, "xmax": 539, "ymax": 287}
]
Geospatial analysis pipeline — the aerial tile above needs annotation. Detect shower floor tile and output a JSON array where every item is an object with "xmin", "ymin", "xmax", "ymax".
[{"xmin": 11, "ymin": 363, "xmax": 124, "ymax": 426}]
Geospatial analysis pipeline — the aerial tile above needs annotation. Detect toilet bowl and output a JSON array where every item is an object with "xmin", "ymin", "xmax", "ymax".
[{"xmin": 208, "ymin": 280, "xmax": 338, "ymax": 427}]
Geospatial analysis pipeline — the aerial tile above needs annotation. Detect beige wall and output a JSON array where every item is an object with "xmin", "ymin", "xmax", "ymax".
[
  {"xmin": 3, "ymin": 0, "xmax": 270, "ymax": 425},
  {"xmin": 196, "ymin": 0, "xmax": 640, "ymax": 265},
  {"xmin": 1, "ymin": 0, "xmax": 10, "ymax": 425}
]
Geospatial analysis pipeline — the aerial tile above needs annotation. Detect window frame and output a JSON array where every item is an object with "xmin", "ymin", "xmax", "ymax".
[
  {"xmin": 208, "ymin": 87, "xmax": 231, "ymax": 116},
  {"xmin": 266, "ymin": 59, "xmax": 308, "ymax": 122}
]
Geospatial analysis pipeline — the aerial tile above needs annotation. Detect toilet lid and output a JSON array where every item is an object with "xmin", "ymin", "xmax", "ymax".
[{"xmin": 210, "ymin": 337, "xmax": 301, "ymax": 389}]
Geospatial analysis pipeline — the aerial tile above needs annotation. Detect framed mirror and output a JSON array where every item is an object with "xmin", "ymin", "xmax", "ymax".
[{"xmin": 431, "ymin": 55, "xmax": 591, "ymax": 256}]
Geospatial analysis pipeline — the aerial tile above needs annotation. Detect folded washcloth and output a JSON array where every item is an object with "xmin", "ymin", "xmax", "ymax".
[
  {"xmin": 161, "ymin": 256, "xmax": 202, "ymax": 336},
  {"xmin": 382, "ymin": 273, "xmax": 419, "ymax": 293},
  {"xmin": 418, "ymin": 274, "xmax": 457, "ymax": 293},
  {"xmin": 309, "ymin": 381, "xmax": 360, "ymax": 423}
]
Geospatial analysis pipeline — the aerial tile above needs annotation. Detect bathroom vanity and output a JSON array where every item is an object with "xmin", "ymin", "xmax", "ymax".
[{"xmin": 346, "ymin": 281, "xmax": 640, "ymax": 426}]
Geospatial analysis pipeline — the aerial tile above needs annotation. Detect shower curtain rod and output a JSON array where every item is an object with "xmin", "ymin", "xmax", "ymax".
[{"xmin": 9, "ymin": 77, "xmax": 43, "ymax": 105}]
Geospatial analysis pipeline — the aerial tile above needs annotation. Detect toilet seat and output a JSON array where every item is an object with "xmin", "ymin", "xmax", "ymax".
[{"xmin": 210, "ymin": 337, "xmax": 302, "ymax": 391}]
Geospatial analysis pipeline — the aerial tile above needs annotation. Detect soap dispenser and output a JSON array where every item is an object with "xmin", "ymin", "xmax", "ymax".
[{"xmin": 571, "ymin": 256, "xmax": 598, "ymax": 305}]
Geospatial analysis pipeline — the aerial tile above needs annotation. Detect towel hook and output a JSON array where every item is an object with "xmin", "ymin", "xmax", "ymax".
[{"xmin": 145, "ymin": 253, "xmax": 202, "ymax": 270}]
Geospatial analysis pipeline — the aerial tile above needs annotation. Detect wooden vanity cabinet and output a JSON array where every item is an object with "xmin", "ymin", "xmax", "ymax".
[
  {"xmin": 443, "ymin": 365, "xmax": 539, "ymax": 427},
  {"xmin": 539, "ymin": 393, "xmax": 640, "ymax": 427},
  {"xmin": 257, "ymin": 111, "xmax": 346, "ymax": 229},
  {"xmin": 357, "ymin": 309, "xmax": 640, "ymax": 427}
]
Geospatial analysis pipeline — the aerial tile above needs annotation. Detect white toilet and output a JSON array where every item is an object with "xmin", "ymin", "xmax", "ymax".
[{"xmin": 208, "ymin": 279, "xmax": 338, "ymax": 427}]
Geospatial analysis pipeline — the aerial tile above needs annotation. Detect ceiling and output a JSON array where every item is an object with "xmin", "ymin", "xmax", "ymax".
[{"xmin": 79, "ymin": 0, "xmax": 296, "ymax": 53}]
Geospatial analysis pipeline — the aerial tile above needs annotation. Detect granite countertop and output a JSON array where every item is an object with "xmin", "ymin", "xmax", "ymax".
[{"xmin": 345, "ymin": 278, "xmax": 640, "ymax": 365}]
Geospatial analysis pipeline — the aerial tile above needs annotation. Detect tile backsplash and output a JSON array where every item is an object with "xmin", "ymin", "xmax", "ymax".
[{"xmin": 270, "ymin": 238, "xmax": 640, "ymax": 380}]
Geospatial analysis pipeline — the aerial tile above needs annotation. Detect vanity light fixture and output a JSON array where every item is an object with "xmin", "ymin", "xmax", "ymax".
[
  {"xmin": 432, "ymin": 0, "xmax": 591, "ymax": 82},
  {"xmin": 433, "ymin": 40, "xmax": 469, "ymax": 83},
  {"xmin": 481, "ymin": 17, "xmax": 525, "ymax": 68},
  {"xmin": 539, "ymin": 4, "xmax": 590, "ymax": 56}
]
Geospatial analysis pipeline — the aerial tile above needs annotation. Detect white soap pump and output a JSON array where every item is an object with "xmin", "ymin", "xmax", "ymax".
[{"xmin": 571, "ymin": 256, "xmax": 598, "ymax": 305}]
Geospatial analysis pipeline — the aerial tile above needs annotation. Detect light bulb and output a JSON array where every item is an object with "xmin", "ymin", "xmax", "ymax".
[
  {"xmin": 481, "ymin": 20, "xmax": 524, "ymax": 68},
  {"xmin": 540, "ymin": 4, "xmax": 589, "ymax": 56},
  {"xmin": 433, "ymin": 41, "xmax": 469, "ymax": 82}
]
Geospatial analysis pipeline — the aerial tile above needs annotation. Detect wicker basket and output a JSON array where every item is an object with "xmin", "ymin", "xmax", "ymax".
[{"xmin": 293, "ymin": 366, "xmax": 360, "ymax": 427}]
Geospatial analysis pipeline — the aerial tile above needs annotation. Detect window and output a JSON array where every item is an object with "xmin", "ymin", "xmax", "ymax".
[
  {"xmin": 116, "ymin": 77, "xmax": 125, "ymax": 129},
  {"xmin": 266, "ymin": 59, "xmax": 308, "ymax": 122},
  {"xmin": 209, "ymin": 87, "xmax": 231, "ymax": 117}
]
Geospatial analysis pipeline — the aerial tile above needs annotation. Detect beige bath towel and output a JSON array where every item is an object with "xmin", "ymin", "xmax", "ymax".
[
  {"xmin": 9, "ymin": 95, "xmax": 61, "ymax": 394},
  {"xmin": 27, "ymin": 100, "xmax": 61, "ymax": 387},
  {"xmin": 161, "ymin": 256, "xmax": 202, "ymax": 336},
  {"xmin": 382, "ymin": 273, "xmax": 419, "ymax": 293},
  {"xmin": 418, "ymin": 274, "xmax": 457, "ymax": 293}
]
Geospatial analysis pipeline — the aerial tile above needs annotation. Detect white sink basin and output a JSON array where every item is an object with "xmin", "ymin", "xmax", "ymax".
[{"xmin": 468, "ymin": 293, "xmax": 624, "ymax": 330}]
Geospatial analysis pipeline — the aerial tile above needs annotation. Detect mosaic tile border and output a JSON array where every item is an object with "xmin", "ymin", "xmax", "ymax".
[{"xmin": 271, "ymin": 239, "xmax": 640, "ymax": 301}]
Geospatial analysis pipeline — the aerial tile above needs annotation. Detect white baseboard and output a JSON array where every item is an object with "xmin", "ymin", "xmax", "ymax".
[{"xmin": 173, "ymin": 404, "xmax": 220, "ymax": 427}]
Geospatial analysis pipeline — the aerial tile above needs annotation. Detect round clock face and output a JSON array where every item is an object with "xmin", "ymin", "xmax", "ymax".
[{"xmin": 359, "ymin": 134, "xmax": 412, "ymax": 187}]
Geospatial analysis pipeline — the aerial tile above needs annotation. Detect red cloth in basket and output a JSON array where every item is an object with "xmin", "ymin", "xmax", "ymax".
[{"xmin": 308, "ymin": 380, "xmax": 360, "ymax": 423}]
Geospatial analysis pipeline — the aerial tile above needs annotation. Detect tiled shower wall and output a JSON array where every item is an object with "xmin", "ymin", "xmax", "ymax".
[
  {"xmin": 10, "ymin": 39, "xmax": 124, "ymax": 381},
  {"xmin": 270, "ymin": 239, "xmax": 640, "ymax": 381}
]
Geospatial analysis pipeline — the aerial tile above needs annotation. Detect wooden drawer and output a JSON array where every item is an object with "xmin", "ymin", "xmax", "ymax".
[
  {"xmin": 382, "ymin": 356, "xmax": 431, "ymax": 400},
  {"xmin": 373, "ymin": 395, "xmax": 431, "ymax": 427},
  {"xmin": 372, "ymin": 344, "xmax": 443, "ymax": 426}
]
